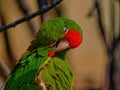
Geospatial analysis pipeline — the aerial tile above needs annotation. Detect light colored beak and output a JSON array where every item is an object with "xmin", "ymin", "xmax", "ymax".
[{"xmin": 50, "ymin": 39, "xmax": 70, "ymax": 52}]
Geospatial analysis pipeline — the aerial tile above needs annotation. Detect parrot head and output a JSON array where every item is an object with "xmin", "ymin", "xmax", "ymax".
[{"xmin": 28, "ymin": 17, "xmax": 83, "ymax": 57}]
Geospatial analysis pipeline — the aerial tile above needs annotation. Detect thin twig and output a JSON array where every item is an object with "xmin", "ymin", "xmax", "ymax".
[
  {"xmin": 0, "ymin": 0, "xmax": 63, "ymax": 32},
  {"xmin": 94, "ymin": 0, "xmax": 110, "ymax": 51},
  {"xmin": 94, "ymin": 0, "xmax": 120, "ymax": 90},
  {"xmin": 113, "ymin": 36, "xmax": 120, "ymax": 49},
  {"xmin": 110, "ymin": 0, "xmax": 115, "ymax": 40},
  {"xmin": 38, "ymin": 0, "xmax": 48, "ymax": 8},
  {"xmin": 117, "ymin": 1, "xmax": 120, "ymax": 52},
  {"xmin": 38, "ymin": 0, "xmax": 48, "ymax": 22}
]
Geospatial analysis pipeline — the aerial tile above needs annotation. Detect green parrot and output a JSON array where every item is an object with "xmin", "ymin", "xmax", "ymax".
[{"xmin": 4, "ymin": 17, "xmax": 83, "ymax": 90}]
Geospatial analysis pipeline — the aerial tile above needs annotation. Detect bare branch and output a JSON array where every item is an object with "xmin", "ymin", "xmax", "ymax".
[
  {"xmin": 92, "ymin": 0, "xmax": 120, "ymax": 89},
  {"xmin": 95, "ymin": 0, "xmax": 105, "ymax": 38},
  {"xmin": 38, "ymin": 0, "xmax": 48, "ymax": 8},
  {"xmin": 110, "ymin": 0, "xmax": 115, "ymax": 40},
  {"xmin": 0, "ymin": 0, "xmax": 63, "ymax": 32},
  {"xmin": 0, "ymin": 59, "xmax": 10, "ymax": 77},
  {"xmin": 113, "ymin": 36, "xmax": 120, "ymax": 50},
  {"xmin": 94, "ymin": 0, "xmax": 110, "ymax": 51}
]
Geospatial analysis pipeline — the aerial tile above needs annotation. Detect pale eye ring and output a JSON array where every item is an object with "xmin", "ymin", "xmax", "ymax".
[{"xmin": 63, "ymin": 27, "xmax": 69, "ymax": 33}]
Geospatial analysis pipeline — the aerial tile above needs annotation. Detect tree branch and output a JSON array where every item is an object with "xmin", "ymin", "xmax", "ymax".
[
  {"xmin": 38, "ymin": 0, "xmax": 48, "ymax": 8},
  {"xmin": 0, "ymin": 0, "xmax": 63, "ymax": 32},
  {"xmin": 113, "ymin": 35, "xmax": 120, "ymax": 50},
  {"xmin": 95, "ymin": 0, "xmax": 105, "ymax": 38},
  {"xmin": 94, "ymin": 0, "xmax": 110, "ymax": 51},
  {"xmin": 92, "ymin": 0, "xmax": 120, "ymax": 89}
]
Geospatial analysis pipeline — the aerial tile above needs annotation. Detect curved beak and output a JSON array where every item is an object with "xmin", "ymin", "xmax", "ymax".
[
  {"xmin": 50, "ymin": 29, "xmax": 82, "ymax": 53},
  {"xmin": 50, "ymin": 39, "xmax": 70, "ymax": 52}
]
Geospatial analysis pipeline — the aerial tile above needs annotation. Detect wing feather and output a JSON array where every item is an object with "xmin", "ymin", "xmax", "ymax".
[
  {"xmin": 5, "ymin": 48, "xmax": 48, "ymax": 90},
  {"xmin": 5, "ymin": 48, "xmax": 74, "ymax": 90},
  {"xmin": 39, "ymin": 57, "xmax": 75, "ymax": 90}
]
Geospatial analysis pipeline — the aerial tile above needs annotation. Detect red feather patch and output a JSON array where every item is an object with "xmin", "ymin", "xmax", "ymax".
[
  {"xmin": 64, "ymin": 30, "xmax": 82, "ymax": 48},
  {"xmin": 48, "ymin": 51, "xmax": 55, "ymax": 58}
]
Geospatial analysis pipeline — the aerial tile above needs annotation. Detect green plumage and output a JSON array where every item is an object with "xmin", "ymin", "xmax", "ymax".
[
  {"xmin": 4, "ymin": 17, "xmax": 83, "ymax": 90},
  {"xmin": 28, "ymin": 17, "xmax": 83, "ymax": 50},
  {"xmin": 5, "ymin": 47, "xmax": 74, "ymax": 90}
]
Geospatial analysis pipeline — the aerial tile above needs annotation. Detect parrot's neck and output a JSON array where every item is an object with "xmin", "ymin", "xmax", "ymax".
[{"xmin": 54, "ymin": 49, "xmax": 69, "ymax": 59}]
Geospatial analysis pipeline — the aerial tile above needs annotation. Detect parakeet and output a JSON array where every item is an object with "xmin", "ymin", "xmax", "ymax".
[{"xmin": 4, "ymin": 17, "xmax": 83, "ymax": 90}]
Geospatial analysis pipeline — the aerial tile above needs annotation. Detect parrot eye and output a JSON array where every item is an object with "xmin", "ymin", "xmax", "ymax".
[{"xmin": 63, "ymin": 27, "xmax": 69, "ymax": 33}]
